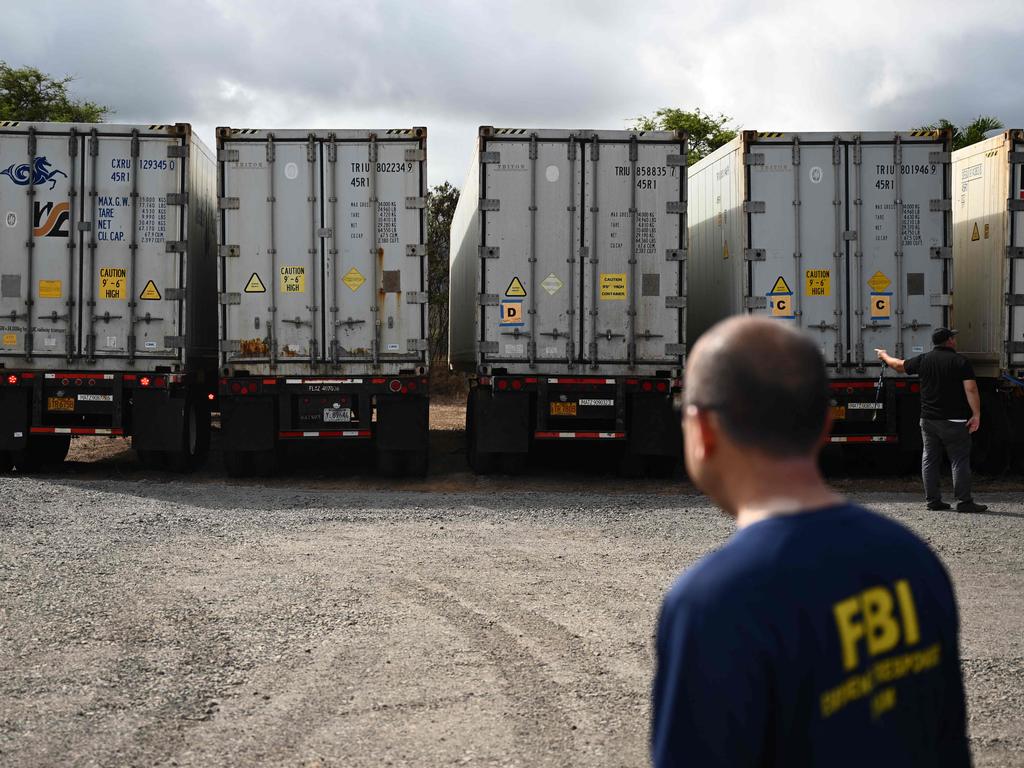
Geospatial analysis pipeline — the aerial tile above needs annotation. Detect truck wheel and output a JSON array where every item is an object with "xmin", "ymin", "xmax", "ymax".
[
  {"xmin": 223, "ymin": 449, "xmax": 252, "ymax": 478},
  {"xmin": 165, "ymin": 400, "xmax": 210, "ymax": 473}
]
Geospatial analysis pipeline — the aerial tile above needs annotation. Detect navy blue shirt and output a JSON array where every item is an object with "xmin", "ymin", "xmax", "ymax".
[{"xmin": 652, "ymin": 503, "xmax": 969, "ymax": 767}]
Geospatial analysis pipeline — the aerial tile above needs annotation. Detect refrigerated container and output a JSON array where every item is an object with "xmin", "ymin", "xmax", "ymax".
[
  {"xmin": 216, "ymin": 127, "xmax": 429, "ymax": 476},
  {"xmin": 951, "ymin": 130, "xmax": 1024, "ymax": 468},
  {"xmin": 688, "ymin": 129, "xmax": 953, "ymax": 451},
  {"xmin": 449, "ymin": 127, "xmax": 687, "ymax": 474},
  {"xmin": 0, "ymin": 121, "xmax": 217, "ymax": 471}
]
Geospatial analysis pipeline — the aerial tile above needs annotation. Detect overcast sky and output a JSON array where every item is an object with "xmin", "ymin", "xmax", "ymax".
[{"xmin": 3, "ymin": 0, "xmax": 1023, "ymax": 186}]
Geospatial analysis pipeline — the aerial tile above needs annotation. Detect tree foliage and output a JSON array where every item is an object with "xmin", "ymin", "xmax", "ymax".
[
  {"xmin": 0, "ymin": 62, "xmax": 109, "ymax": 122},
  {"xmin": 426, "ymin": 181, "xmax": 459, "ymax": 362},
  {"xmin": 916, "ymin": 116, "xmax": 1004, "ymax": 151},
  {"xmin": 633, "ymin": 108, "xmax": 738, "ymax": 163}
]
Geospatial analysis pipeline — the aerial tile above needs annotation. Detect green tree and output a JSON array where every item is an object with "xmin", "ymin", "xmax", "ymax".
[
  {"xmin": 633, "ymin": 108, "xmax": 738, "ymax": 163},
  {"xmin": 426, "ymin": 181, "xmax": 459, "ymax": 362},
  {"xmin": 916, "ymin": 116, "xmax": 1003, "ymax": 151},
  {"xmin": 0, "ymin": 62, "xmax": 109, "ymax": 122}
]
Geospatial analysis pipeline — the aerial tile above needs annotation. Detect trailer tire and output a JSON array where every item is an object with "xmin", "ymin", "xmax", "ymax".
[{"xmin": 165, "ymin": 399, "xmax": 209, "ymax": 473}]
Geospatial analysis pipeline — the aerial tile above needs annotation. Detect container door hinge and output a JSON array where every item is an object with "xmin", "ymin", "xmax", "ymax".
[
  {"xmin": 405, "ymin": 148, "xmax": 426, "ymax": 162},
  {"xmin": 167, "ymin": 145, "xmax": 189, "ymax": 159},
  {"xmin": 165, "ymin": 192, "xmax": 188, "ymax": 206},
  {"xmin": 480, "ymin": 341, "xmax": 498, "ymax": 354},
  {"xmin": 477, "ymin": 293, "xmax": 499, "ymax": 306},
  {"xmin": 479, "ymin": 246, "xmax": 500, "ymax": 259},
  {"xmin": 164, "ymin": 288, "xmax": 186, "ymax": 301},
  {"xmin": 744, "ymin": 153, "xmax": 765, "ymax": 166},
  {"xmin": 665, "ymin": 296, "xmax": 687, "ymax": 309},
  {"xmin": 667, "ymin": 201, "xmax": 685, "ymax": 214},
  {"xmin": 407, "ymin": 338, "xmax": 428, "ymax": 352},
  {"xmin": 165, "ymin": 241, "xmax": 187, "ymax": 253},
  {"xmin": 218, "ymin": 149, "xmax": 239, "ymax": 162},
  {"xmin": 930, "ymin": 246, "xmax": 952, "ymax": 259},
  {"xmin": 930, "ymin": 199, "xmax": 952, "ymax": 212},
  {"xmin": 743, "ymin": 201, "xmax": 766, "ymax": 214},
  {"xmin": 666, "ymin": 248, "xmax": 686, "ymax": 262},
  {"xmin": 666, "ymin": 154, "xmax": 686, "ymax": 167},
  {"xmin": 405, "ymin": 292, "xmax": 427, "ymax": 304},
  {"xmin": 406, "ymin": 243, "xmax": 426, "ymax": 257},
  {"xmin": 220, "ymin": 340, "xmax": 241, "ymax": 353},
  {"xmin": 743, "ymin": 248, "xmax": 766, "ymax": 261},
  {"xmin": 480, "ymin": 198, "xmax": 500, "ymax": 211},
  {"xmin": 1007, "ymin": 152, "xmax": 1024, "ymax": 164},
  {"xmin": 1007, "ymin": 246, "xmax": 1024, "ymax": 259},
  {"xmin": 1005, "ymin": 294, "xmax": 1024, "ymax": 307},
  {"xmin": 480, "ymin": 151, "xmax": 501, "ymax": 164},
  {"xmin": 164, "ymin": 335, "xmax": 186, "ymax": 348},
  {"xmin": 78, "ymin": 221, "xmax": 92, "ymax": 232},
  {"xmin": 843, "ymin": 230, "xmax": 858, "ymax": 241},
  {"xmin": 219, "ymin": 292, "xmax": 241, "ymax": 305},
  {"xmin": 317, "ymin": 227, "xmax": 332, "ymax": 238},
  {"xmin": 219, "ymin": 197, "xmax": 240, "ymax": 210},
  {"xmin": 219, "ymin": 244, "xmax": 240, "ymax": 258},
  {"xmin": 929, "ymin": 151, "xmax": 951, "ymax": 163},
  {"xmin": 745, "ymin": 296, "xmax": 767, "ymax": 310},
  {"xmin": 1008, "ymin": 199, "xmax": 1024, "ymax": 212},
  {"xmin": 929, "ymin": 293, "xmax": 952, "ymax": 307},
  {"xmin": 665, "ymin": 343, "xmax": 686, "ymax": 356},
  {"xmin": 405, "ymin": 196, "xmax": 426, "ymax": 209}
]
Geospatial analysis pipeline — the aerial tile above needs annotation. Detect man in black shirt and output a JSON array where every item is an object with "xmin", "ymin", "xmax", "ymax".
[{"xmin": 876, "ymin": 328, "xmax": 987, "ymax": 513}]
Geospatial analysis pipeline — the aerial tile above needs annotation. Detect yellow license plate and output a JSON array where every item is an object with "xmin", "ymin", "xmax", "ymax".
[
  {"xmin": 47, "ymin": 396, "xmax": 75, "ymax": 412},
  {"xmin": 550, "ymin": 401, "xmax": 577, "ymax": 416},
  {"xmin": 831, "ymin": 406, "xmax": 847, "ymax": 420}
]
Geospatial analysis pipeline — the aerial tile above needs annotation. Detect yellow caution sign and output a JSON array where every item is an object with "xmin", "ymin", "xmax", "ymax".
[
  {"xmin": 280, "ymin": 266, "xmax": 305, "ymax": 293},
  {"xmin": 770, "ymin": 275, "xmax": 792, "ymax": 294},
  {"xmin": 99, "ymin": 267, "xmax": 127, "ymax": 300},
  {"xmin": 871, "ymin": 293, "xmax": 892, "ymax": 319},
  {"xmin": 244, "ymin": 272, "xmax": 267, "ymax": 293},
  {"xmin": 505, "ymin": 276, "xmax": 527, "ymax": 297},
  {"xmin": 867, "ymin": 271, "xmax": 891, "ymax": 292},
  {"xmin": 140, "ymin": 280, "xmax": 161, "ymax": 300},
  {"xmin": 599, "ymin": 273, "xmax": 627, "ymax": 300},
  {"xmin": 343, "ymin": 267, "xmax": 365, "ymax": 292},
  {"xmin": 500, "ymin": 299, "xmax": 524, "ymax": 326},
  {"xmin": 805, "ymin": 269, "xmax": 831, "ymax": 297},
  {"xmin": 38, "ymin": 279, "xmax": 62, "ymax": 299},
  {"xmin": 971, "ymin": 222, "xmax": 980, "ymax": 241},
  {"xmin": 2, "ymin": 333, "xmax": 16, "ymax": 346}
]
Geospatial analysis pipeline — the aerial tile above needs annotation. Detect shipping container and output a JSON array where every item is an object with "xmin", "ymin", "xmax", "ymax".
[
  {"xmin": 0, "ymin": 121, "xmax": 217, "ymax": 471},
  {"xmin": 688, "ymin": 129, "xmax": 953, "ymax": 451},
  {"xmin": 449, "ymin": 127, "xmax": 686, "ymax": 474},
  {"xmin": 951, "ymin": 130, "xmax": 1024, "ymax": 469},
  {"xmin": 216, "ymin": 127, "xmax": 429, "ymax": 477}
]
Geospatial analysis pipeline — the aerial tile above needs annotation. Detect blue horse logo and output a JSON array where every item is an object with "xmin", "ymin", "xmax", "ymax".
[{"xmin": 1, "ymin": 157, "xmax": 68, "ymax": 190}]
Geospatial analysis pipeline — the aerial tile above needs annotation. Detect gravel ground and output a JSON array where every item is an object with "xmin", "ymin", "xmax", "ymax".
[{"xmin": 0, "ymin": 405, "xmax": 1021, "ymax": 767}]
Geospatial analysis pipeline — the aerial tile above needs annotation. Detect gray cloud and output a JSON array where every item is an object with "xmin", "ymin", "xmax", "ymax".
[{"xmin": 2, "ymin": 0, "xmax": 1022, "ymax": 185}]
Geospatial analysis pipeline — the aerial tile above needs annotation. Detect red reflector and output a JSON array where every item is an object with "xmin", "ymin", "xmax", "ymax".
[
  {"xmin": 401, "ymin": 386, "xmax": 408, "ymax": 394},
  {"xmin": 140, "ymin": 376, "xmax": 151, "ymax": 387},
  {"xmin": 262, "ymin": 378, "xmax": 277, "ymax": 385},
  {"xmin": 524, "ymin": 377, "xmax": 537, "ymax": 384},
  {"xmin": 511, "ymin": 379, "xmax": 522, "ymax": 390},
  {"xmin": 6, "ymin": 374, "xmax": 17, "ymax": 385},
  {"xmin": 389, "ymin": 379, "xmax": 402, "ymax": 392},
  {"xmin": 911, "ymin": 383, "xmax": 920, "ymax": 393},
  {"xmin": 642, "ymin": 381, "xmax": 653, "ymax": 392},
  {"xmin": 626, "ymin": 378, "xmax": 638, "ymax": 386},
  {"xmin": 372, "ymin": 378, "xmax": 386, "ymax": 385},
  {"xmin": 240, "ymin": 386, "xmax": 248, "ymax": 395},
  {"xmin": 656, "ymin": 381, "xmax": 667, "ymax": 392},
  {"xmin": 407, "ymin": 379, "xmax": 417, "ymax": 391},
  {"xmin": 497, "ymin": 379, "xmax": 508, "ymax": 390}
]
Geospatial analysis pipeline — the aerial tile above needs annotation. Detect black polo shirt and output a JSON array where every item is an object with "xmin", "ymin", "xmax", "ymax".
[{"xmin": 903, "ymin": 347, "xmax": 976, "ymax": 420}]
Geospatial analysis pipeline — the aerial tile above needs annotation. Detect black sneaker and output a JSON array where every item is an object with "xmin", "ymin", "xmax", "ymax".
[
  {"xmin": 956, "ymin": 501, "xmax": 988, "ymax": 514},
  {"xmin": 927, "ymin": 501, "xmax": 951, "ymax": 511}
]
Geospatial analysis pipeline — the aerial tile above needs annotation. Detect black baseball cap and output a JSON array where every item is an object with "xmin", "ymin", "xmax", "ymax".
[{"xmin": 932, "ymin": 327, "xmax": 958, "ymax": 345}]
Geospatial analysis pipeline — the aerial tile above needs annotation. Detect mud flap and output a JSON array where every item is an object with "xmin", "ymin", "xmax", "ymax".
[
  {"xmin": 376, "ymin": 395, "xmax": 429, "ymax": 451},
  {"xmin": 627, "ymin": 393, "xmax": 681, "ymax": 458},
  {"xmin": 220, "ymin": 396, "xmax": 277, "ymax": 451},
  {"xmin": 132, "ymin": 389, "xmax": 187, "ymax": 451},
  {"xmin": 475, "ymin": 389, "xmax": 530, "ymax": 454},
  {"xmin": 0, "ymin": 388, "xmax": 30, "ymax": 452}
]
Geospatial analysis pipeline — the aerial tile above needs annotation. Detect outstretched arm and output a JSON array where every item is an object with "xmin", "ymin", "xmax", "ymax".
[{"xmin": 875, "ymin": 348, "xmax": 906, "ymax": 374}]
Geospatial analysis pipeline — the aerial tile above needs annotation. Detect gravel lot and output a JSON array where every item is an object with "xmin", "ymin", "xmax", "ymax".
[{"xmin": 1, "ymin": 403, "xmax": 1022, "ymax": 767}]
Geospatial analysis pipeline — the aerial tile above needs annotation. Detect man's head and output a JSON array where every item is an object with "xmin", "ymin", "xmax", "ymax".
[
  {"xmin": 683, "ymin": 317, "xmax": 831, "ymax": 508},
  {"xmin": 932, "ymin": 327, "xmax": 958, "ymax": 348}
]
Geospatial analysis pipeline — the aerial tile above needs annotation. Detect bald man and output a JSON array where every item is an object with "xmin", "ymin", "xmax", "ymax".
[{"xmin": 651, "ymin": 317, "xmax": 969, "ymax": 768}]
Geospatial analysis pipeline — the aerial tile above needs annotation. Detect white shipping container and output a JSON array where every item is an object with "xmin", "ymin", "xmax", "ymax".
[
  {"xmin": 951, "ymin": 130, "xmax": 1024, "ymax": 377},
  {"xmin": 0, "ymin": 122, "xmax": 217, "ymax": 370},
  {"xmin": 217, "ymin": 128, "xmax": 428, "ymax": 376},
  {"xmin": 688, "ymin": 130, "xmax": 952, "ymax": 373},
  {"xmin": 449, "ymin": 127, "xmax": 687, "ymax": 376}
]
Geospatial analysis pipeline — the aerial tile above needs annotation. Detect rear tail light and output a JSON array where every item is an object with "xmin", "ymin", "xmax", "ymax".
[
  {"xmin": 6, "ymin": 374, "xmax": 17, "ymax": 385},
  {"xmin": 207, "ymin": 392, "xmax": 215, "ymax": 401},
  {"xmin": 154, "ymin": 376, "xmax": 166, "ymax": 388},
  {"xmin": 140, "ymin": 376, "xmax": 151, "ymax": 387},
  {"xmin": 389, "ymin": 379, "xmax": 402, "ymax": 393},
  {"xmin": 656, "ymin": 381, "xmax": 668, "ymax": 393},
  {"xmin": 642, "ymin": 381, "xmax": 653, "ymax": 392},
  {"xmin": 407, "ymin": 379, "xmax": 417, "ymax": 391},
  {"xmin": 497, "ymin": 379, "xmax": 508, "ymax": 390},
  {"xmin": 511, "ymin": 379, "xmax": 522, "ymax": 390}
]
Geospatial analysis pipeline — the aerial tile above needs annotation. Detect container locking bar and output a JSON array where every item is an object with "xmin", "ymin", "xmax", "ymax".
[
  {"xmin": 528, "ymin": 132, "xmax": 539, "ymax": 367},
  {"xmin": 24, "ymin": 128, "xmax": 37, "ymax": 360},
  {"xmin": 127, "ymin": 130, "xmax": 141, "ymax": 362},
  {"xmin": 85, "ymin": 129, "xmax": 100, "ymax": 361},
  {"xmin": 64, "ymin": 128, "xmax": 79, "ymax": 362},
  {"xmin": 369, "ymin": 133, "xmax": 380, "ymax": 367}
]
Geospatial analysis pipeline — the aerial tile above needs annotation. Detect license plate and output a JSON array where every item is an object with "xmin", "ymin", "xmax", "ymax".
[
  {"xmin": 550, "ymin": 401, "xmax": 577, "ymax": 416},
  {"xmin": 323, "ymin": 407, "xmax": 353, "ymax": 423},
  {"xmin": 47, "ymin": 396, "xmax": 75, "ymax": 412},
  {"xmin": 830, "ymin": 406, "xmax": 846, "ymax": 420}
]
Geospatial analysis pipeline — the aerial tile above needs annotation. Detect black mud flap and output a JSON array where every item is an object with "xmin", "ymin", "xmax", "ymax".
[
  {"xmin": 132, "ymin": 389, "xmax": 187, "ymax": 451},
  {"xmin": 220, "ymin": 396, "xmax": 277, "ymax": 451},
  {"xmin": 895, "ymin": 385, "xmax": 923, "ymax": 451},
  {"xmin": 475, "ymin": 389, "xmax": 529, "ymax": 454},
  {"xmin": 376, "ymin": 395, "xmax": 429, "ymax": 451},
  {"xmin": 628, "ymin": 393, "xmax": 682, "ymax": 458},
  {"xmin": 0, "ymin": 388, "xmax": 30, "ymax": 451}
]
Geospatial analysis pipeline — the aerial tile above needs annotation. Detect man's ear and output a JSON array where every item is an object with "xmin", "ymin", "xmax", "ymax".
[{"xmin": 693, "ymin": 409, "xmax": 719, "ymax": 462}]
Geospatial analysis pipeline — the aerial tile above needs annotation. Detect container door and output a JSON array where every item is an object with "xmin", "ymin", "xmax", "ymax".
[
  {"xmin": 222, "ymin": 136, "xmax": 322, "ymax": 368},
  {"xmin": 1011, "ymin": 142, "xmax": 1024, "ymax": 368},
  {"xmin": 581, "ymin": 136, "xmax": 686, "ymax": 369},
  {"xmin": 854, "ymin": 138, "xmax": 948, "ymax": 366},
  {"xmin": 0, "ymin": 129, "xmax": 78, "ymax": 360},
  {"xmin": 480, "ymin": 134, "xmax": 581, "ymax": 367},
  {"xmin": 81, "ymin": 130, "xmax": 185, "ymax": 363},
  {"xmin": 324, "ymin": 135, "xmax": 426, "ymax": 366},
  {"xmin": 748, "ymin": 137, "xmax": 847, "ymax": 368}
]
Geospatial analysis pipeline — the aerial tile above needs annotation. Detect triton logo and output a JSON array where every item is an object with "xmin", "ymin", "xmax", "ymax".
[
  {"xmin": 1, "ymin": 157, "xmax": 68, "ymax": 190},
  {"xmin": 33, "ymin": 202, "xmax": 70, "ymax": 237}
]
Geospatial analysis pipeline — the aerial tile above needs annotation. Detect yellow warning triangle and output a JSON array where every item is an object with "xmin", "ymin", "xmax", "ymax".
[
  {"xmin": 244, "ymin": 272, "xmax": 267, "ymax": 293},
  {"xmin": 505, "ymin": 276, "xmax": 527, "ymax": 297},
  {"xmin": 770, "ymin": 275, "xmax": 792, "ymax": 294},
  {"xmin": 971, "ymin": 222, "xmax": 980, "ymax": 241},
  {"xmin": 139, "ymin": 279, "xmax": 161, "ymax": 300}
]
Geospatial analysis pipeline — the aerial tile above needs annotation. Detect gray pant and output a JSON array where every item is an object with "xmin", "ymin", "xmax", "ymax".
[{"xmin": 921, "ymin": 418, "xmax": 973, "ymax": 504}]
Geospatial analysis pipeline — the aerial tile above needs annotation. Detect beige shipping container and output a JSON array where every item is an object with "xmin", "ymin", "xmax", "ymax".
[{"xmin": 951, "ymin": 130, "xmax": 1024, "ymax": 378}]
